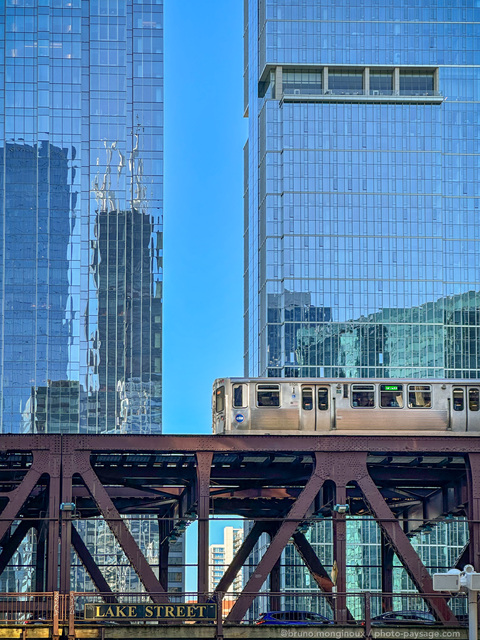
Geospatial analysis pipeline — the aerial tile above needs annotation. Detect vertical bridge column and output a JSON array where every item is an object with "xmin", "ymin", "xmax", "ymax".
[
  {"xmin": 467, "ymin": 453, "xmax": 480, "ymax": 570},
  {"xmin": 333, "ymin": 482, "xmax": 348, "ymax": 623},
  {"xmin": 60, "ymin": 438, "xmax": 73, "ymax": 594},
  {"xmin": 196, "ymin": 452, "xmax": 213, "ymax": 597},
  {"xmin": 381, "ymin": 531, "xmax": 394, "ymax": 612}
]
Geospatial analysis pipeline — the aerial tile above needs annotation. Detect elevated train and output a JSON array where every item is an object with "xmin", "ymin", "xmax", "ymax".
[{"xmin": 212, "ymin": 378, "xmax": 480, "ymax": 435}]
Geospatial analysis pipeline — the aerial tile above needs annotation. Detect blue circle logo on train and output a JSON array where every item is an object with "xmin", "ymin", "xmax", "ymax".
[{"xmin": 235, "ymin": 414, "xmax": 245, "ymax": 423}]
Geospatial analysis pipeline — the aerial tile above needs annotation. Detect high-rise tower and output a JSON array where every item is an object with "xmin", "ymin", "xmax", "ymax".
[
  {"xmin": 243, "ymin": 0, "xmax": 477, "ymax": 606},
  {"xmin": 245, "ymin": 0, "xmax": 480, "ymax": 380},
  {"xmin": 0, "ymin": 0, "xmax": 163, "ymax": 435},
  {"xmin": 0, "ymin": 0, "xmax": 172, "ymax": 593}
]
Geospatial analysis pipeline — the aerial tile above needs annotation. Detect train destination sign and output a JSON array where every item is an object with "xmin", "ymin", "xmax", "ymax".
[{"xmin": 84, "ymin": 603, "xmax": 217, "ymax": 621}]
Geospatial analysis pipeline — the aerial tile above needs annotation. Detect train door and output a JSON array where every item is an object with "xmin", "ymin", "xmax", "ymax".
[
  {"xmin": 300, "ymin": 385, "xmax": 331, "ymax": 431},
  {"xmin": 449, "ymin": 386, "xmax": 480, "ymax": 431},
  {"xmin": 449, "ymin": 387, "xmax": 466, "ymax": 431},
  {"xmin": 467, "ymin": 387, "xmax": 480, "ymax": 431}
]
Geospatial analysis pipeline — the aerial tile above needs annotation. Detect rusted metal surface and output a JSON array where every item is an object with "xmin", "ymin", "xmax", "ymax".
[
  {"xmin": 226, "ymin": 452, "xmax": 331, "ymax": 623},
  {"xmin": 196, "ymin": 452, "xmax": 213, "ymax": 597},
  {"xmin": 354, "ymin": 454, "xmax": 457, "ymax": 624},
  {"xmin": 466, "ymin": 453, "xmax": 480, "ymax": 571},
  {"xmin": 292, "ymin": 531, "xmax": 334, "ymax": 592},
  {"xmin": 0, "ymin": 432, "xmax": 476, "ymax": 453},
  {"xmin": 74, "ymin": 451, "xmax": 168, "ymax": 603},
  {"xmin": 214, "ymin": 521, "xmax": 266, "ymax": 595},
  {"xmin": 0, "ymin": 520, "xmax": 32, "ymax": 577},
  {"xmin": 381, "ymin": 531, "xmax": 394, "ymax": 612},
  {"xmin": 70, "ymin": 526, "xmax": 117, "ymax": 600},
  {"xmin": 0, "ymin": 434, "xmax": 474, "ymax": 627}
]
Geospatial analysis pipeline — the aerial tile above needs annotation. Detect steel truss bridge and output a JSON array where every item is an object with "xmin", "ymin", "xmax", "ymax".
[{"xmin": 0, "ymin": 434, "xmax": 477, "ymax": 636}]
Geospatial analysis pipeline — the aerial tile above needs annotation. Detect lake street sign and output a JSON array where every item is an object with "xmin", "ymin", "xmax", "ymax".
[{"xmin": 84, "ymin": 603, "xmax": 217, "ymax": 621}]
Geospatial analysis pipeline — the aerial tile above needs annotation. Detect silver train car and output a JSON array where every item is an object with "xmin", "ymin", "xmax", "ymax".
[{"xmin": 212, "ymin": 378, "xmax": 480, "ymax": 435}]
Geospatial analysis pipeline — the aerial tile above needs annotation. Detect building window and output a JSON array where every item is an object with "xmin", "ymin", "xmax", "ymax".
[
  {"xmin": 328, "ymin": 70, "xmax": 363, "ymax": 94},
  {"xmin": 399, "ymin": 71, "xmax": 434, "ymax": 95},
  {"xmin": 283, "ymin": 69, "xmax": 322, "ymax": 96},
  {"xmin": 370, "ymin": 71, "xmax": 393, "ymax": 94}
]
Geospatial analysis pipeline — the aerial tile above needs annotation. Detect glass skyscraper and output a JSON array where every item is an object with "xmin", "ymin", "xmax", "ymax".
[
  {"xmin": 0, "ymin": 0, "xmax": 183, "ymax": 595},
  {"xmin": 244, "ymin": 0, "xmax": 477, "ymax": 608},
  {"xmin": 0, "ymin": 0, "xmax": 163, "ymax": 435},
  {"xmin": 245, "ymin": 0, "xmax": 480, "ymax": 380}
]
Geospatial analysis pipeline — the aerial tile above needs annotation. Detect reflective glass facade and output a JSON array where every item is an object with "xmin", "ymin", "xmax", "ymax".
[
  {"xmin": 245, "ymin": 0, "xmax": 480, "ymax": 380},
  {"xmin": 0, "ymin": 0, "xmax": 176, "ymax": 595},
  {"xmin": 0, "ymin": 0, "xmax": 163, "ymax": 434}
]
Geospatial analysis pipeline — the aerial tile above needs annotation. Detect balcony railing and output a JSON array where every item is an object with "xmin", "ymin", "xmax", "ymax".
[{"xmin": 282, "ymin": 88, "xmax": 443, "ymax": 101}]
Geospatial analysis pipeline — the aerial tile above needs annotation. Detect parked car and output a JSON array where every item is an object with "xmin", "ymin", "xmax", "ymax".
[
  {"xmin": 256, "ymin": 611, "xmax": 333, "ymax": 625},
  {"xmin": 23, "ymin": 617, "xmax": 48, "ymax": 625},
  {"xmin": 371, "ymin": 610, "xmax": 436, "ymax": 625}
]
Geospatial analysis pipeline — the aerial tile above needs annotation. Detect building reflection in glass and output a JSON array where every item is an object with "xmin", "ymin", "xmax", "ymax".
[
  {"xmin": 0, "ymin": 0, "xmax": 166, "ymax": 593},
  {"xmin": 269, "ymin": 289, "xmax": 480, "ymax": 380}
]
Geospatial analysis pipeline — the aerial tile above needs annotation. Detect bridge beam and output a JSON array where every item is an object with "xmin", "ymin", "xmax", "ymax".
[
  {"xmin": 355, "ymin": 455, "xmax": 457, "ymax": 625},
  {"xmin": 226, "ymin": 452, "xmax": 328, "ymax": 623},
  {"xmin": 0, "ymin": 520, "xmax": 33, "ymax": 579},
  {"xmin": 73, "ymin": 451, "xmax": 169, "ymax": 603},
  {"xmin": 292, "ymin": 531, "xmax": 334, "ymax": 592},
  {"xmin": 71, "ymin": 525, "xmax": 117, "ymax": 601},
  {"xmin": 214, "ymin": 520, "xmax": 266, "ymax": 595},
  {"xmin": 381, "ymin": 531, "xmax": 394, "ymax": 612},
  {"xmin": 196, "ymin": 452, "xmax": 213, "ymax": 597},
  {"xmin": 467, "ymin": 453, "xmax": 480, "ymax": 570}
]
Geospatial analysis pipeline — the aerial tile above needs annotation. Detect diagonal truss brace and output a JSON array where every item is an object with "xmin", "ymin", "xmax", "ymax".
[
  {"xmin": 292, "ymin": 531, "xmax": 334, "ymax": 592},
  {"xmin": 0, "ymin": 520, "xmax": 33, "ymax": 577},
  {"xmin": 75, "ymin": 452, "xmax": 168, "ymax": 604},
  {"xmin": 71, "ymin": 525, "xmax": 118, "ymax": 602},
  {"xmin": 0, "ymin": 451, "xmax": 51, "ymax": 545},
  {"xmin": 355, "ymin": 455, "xmax": 457, "ymax": 625},
  {"xmin": 226, "ymin": 452, "xmax": 329, "ymax": 623},
  {"xmin": 214, "ymin": 521, "xmax": 266, "ymax": 595}
]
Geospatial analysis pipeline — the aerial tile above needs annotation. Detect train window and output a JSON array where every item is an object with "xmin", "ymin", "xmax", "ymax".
[
  {"xmin": 351, "ymin": 385, "xmax": 375, "ymax": 408},
  {"xmin": 453, "ymin": 388, "xmax": 464, "ymax": 412},
  {"xmin": 215, "ymin": 386, "xmax": 225, "ymax": 413},
  {"xmin": 302, "ymin": 388, "xmax": 313, "ymax": 411},
  {"xmin": 257, "ymin": 384, "xmax": 280, "ymax": 407},
  {"xmin": 469, "ymin": 389, "xmax": 479, "ymax": 411},
  {"xmin": 408, "ymin": 385, "xmax": 431, "ymax": 408},
  {"xmin": 233, "ymin": 384, "xmax": 247, "ymax": 408},
  {"xmin": 380, "ymin": 384, "xmax": 404, "ymax": 408},
  {"xmin": 318, "ymin": 388, "xmax": 329, "ymax": 411}
]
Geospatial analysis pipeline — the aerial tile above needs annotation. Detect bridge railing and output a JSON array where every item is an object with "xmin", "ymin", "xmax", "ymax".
[
  {"xmin": 66, "ymin": 590, "xmax": 469, "ymax": 629},
  {"xmin": 0, "ymin": 591, "xmax": 468, "ymax": 632},
  {"xmin": 0, "ymin": 592, "xmax": 59, "ymax": 624},
  {"xmin": 229, "ymin": 590, "xmax": 468, "ymax": 626}
]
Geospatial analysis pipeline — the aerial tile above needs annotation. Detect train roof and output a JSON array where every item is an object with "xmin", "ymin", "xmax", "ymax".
[{"xmin": 213, "ymin": 377, "xmax": 480, "ymax": 385}]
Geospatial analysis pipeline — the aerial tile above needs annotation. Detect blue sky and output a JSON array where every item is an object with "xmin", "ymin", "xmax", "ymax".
[
  {"xmin": 163, "ymin": 0, "xmax": 246, "ymax": 437},
  {"xmin": 163, "ymin": 1, "xmax": 246, "ymax": 570}
]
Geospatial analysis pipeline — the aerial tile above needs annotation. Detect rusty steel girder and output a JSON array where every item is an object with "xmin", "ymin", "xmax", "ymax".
[{"xmin": 0, "ymin": 434, "xmax": 474, "ymax": 626}]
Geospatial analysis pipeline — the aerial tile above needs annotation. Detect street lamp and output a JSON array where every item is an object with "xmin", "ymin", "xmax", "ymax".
[{"xmin": 433, "ymin": 565, "xmax": 480, "ymax": 640}]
